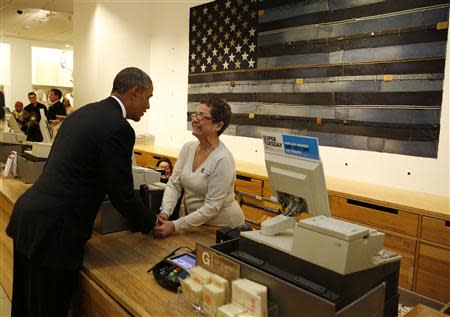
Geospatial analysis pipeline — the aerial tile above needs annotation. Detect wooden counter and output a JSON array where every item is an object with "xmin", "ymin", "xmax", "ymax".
[{"xmin": 0, "ymin": 177, "xmax": 216, "ymax": 316}]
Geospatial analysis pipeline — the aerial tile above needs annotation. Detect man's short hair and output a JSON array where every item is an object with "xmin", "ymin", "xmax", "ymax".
[
  {"xmin": 112, "ymin": 67, "xmax": 152, "ymax": 94},
  {"xmin": 28, "ymin": 92, "xmax": 37, "ymax": 97},
  {"xmin": 51, "ymin": 89, "xmax": 62, "ymax": 99}
]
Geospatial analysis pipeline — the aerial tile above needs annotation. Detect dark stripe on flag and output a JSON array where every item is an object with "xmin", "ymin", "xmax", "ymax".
[
  {"xmin": 187, "ymin": 113, "xmax": 439, "ymax": 141},
  {"xmin": 188, "ymin": 91, "xmax": 442, "ymax": 106},
  {"xmin": 258, "ymin": 0, "xmax": 449, "ymax": 32},
  {"xmin": 188, "ymin": 58, "xmax": 445, "ymax": 83},
  {"xmin": 258, "ymin": 27, "xmax": 448, "ymax": 58}
]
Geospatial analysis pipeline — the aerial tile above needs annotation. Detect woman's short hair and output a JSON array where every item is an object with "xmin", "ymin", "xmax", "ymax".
[{"xmin": 201, "ymin": 96, "xmax": 232, "ymax": 135}]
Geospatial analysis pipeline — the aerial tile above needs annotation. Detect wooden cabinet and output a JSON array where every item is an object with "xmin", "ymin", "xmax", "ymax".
[
  {"xmin": 133, "ymin": 151, "xmax": 169, "ymax": 169},
  {"xmin": 383, "ymin": 232, "xmax": 416, "ymax": 290},
  {"xmin": 0, "ymin": 195, "xmax": 13, "ymax": 299},
  {"xmin": 415, "ymin": 242, "xmax": 450, "ymax": 303},
  {"xmin": 330, "ymin": 196, "xmax": 419, "ymax": 237},
  {"xmin": 421, "ymin": 216, "xmax": 450, "ymax": 247}
]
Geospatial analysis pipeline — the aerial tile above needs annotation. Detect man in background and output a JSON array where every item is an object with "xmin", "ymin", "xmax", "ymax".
[
  {"xmin": 48, "ymin": 88, "xmax": 66, "ymax": 120},
  {"xmin": 6, "ymin": 67, "xmax": 156, "ymax": 317},
  {"xmin": 23, "ymin": 92, "xmax": 48, "ymax": 142}
]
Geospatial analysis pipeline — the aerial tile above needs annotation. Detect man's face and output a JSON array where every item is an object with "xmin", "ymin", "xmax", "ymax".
[
  {"xmin": 15, "ymin": 102, "xmax": 23, "ymax": 112},
  {"xmin": 49, "ymin": 91, "xmax": 59, "ymax": 103},
  {"xmin": 28, "ymin": 94, "xmax": 37, "ymax": 104},
  {"xmin": 125, "ymin": 84, "xmax": 153, "ymax": 122}
]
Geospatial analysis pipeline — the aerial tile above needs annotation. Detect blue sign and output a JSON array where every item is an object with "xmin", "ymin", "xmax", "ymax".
[{"xmin": 282, "ymin": 135, "xmax": 320, "ymax": 160}]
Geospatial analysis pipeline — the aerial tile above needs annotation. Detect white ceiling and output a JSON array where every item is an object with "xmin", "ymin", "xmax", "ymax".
[{"xmin": 0, "ymin": 0, "xmax": 73, "ymax": 43}]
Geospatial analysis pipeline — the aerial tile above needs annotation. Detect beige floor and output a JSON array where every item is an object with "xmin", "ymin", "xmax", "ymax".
[{"xmin": 0, "ymin": 286, "xmax": 11, "ymax": 317}]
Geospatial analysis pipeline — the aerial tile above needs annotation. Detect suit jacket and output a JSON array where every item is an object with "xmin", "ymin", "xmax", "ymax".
[
  {"xmin": 23, "ymin": 102, "xmax": 48, "ymax": 142},
  {"xmin": 48, "ymin": 101, "xmax": 66, "ymax": 120},
  {"xmin": 6, "ymin": 97, "xmax": 156, "ymax": 269}
]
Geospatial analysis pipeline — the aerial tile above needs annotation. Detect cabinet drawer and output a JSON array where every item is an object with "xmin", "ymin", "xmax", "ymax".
[
  {"xmin": 133, "ymin": 151, "xmax": 146, "ymax": 167},
  {"xmin": 241, "ymin": 204, "xmax": 272, "ymax": 228},
  {"xmin": 235, "ymin": 176, "xmax": 263, "ymax": 196},
  {"xmin": 330, "ymin": 196, "xmax": 419, "ymax": 236},
  {"xmin": 415, "ymin": 242, "xmax": 450, "ymax": 303},
  {"xmin": 421, "ymin": 216, "xmax": 450, "ymax": 247},
  {"xmin": 383, "ymin": 233, "xmax": 416, "ymax": 290},
  {"xmin": 262, "ymin": 181, "xmax": 273, "ymax": 198}
]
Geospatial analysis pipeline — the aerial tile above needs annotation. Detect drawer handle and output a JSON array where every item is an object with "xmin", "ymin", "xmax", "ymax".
[
  {"xmin": 153, "ymin": 156, "xmax": 162, "ymax": 160},
  {"xmin": 134, "ymin": 151, "xmax": 142, "ymax": 156},
  {"xmin": 347, "ymin": 199, "xmax": 398, "ymax": 215},
  {"xmin": 237, "ymin": 175, "xmax": 252, "ymax": 182}
]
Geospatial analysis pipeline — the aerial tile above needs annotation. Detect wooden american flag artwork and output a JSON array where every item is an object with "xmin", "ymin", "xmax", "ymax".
[{"xmin": 188, "ymin": 0, "xmax": 449, "ymax": 158}]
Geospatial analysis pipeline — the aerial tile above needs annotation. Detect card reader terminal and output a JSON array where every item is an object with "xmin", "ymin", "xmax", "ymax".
[{"xmin": 151, "ymin": 252, "xmax": 196, "ymax": 292}]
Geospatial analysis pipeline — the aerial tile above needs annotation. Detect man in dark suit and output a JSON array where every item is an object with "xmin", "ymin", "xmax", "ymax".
[
  {"xmin": 6, "ymin": 67, "xmax": 156, "ymax": 317},
  {"xmin": 22, "ymin": 92, "xmax": 48, "ymax": 142},
  {"xmin": 47, "ymin": 88, "xmax": 67, "ymax": 120}
]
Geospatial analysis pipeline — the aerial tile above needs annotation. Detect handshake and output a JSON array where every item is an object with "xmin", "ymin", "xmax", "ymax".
[{"xmin": 152, "ymin": 212, "xmax": 175, "ymax": 238}]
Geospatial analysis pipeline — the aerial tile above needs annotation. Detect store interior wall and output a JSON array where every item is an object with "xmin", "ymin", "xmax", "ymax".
[{"xmin": 72, "ymin": 3, "xmax": 449, "ymax": 197}]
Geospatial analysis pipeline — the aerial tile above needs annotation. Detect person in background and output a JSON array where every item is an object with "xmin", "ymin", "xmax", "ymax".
[
  {"xmin": 62, "ymin": 97, "xmax": 73, "ymax": 115},
  {"xmin": 0, "ymin": 91, "xmax": 5, "ymax": 120},
  {"xmin": 153, "ymin": 97, "xmax": 245, "ymax": 238},
  {"xmin": 12, "ymin": 101, "xmax": 25, "ymax": 124},
  {"xmin": 156, "ymin": 157, "xmax": 173, "ymax": 184},
  {"xmin": 6, "ymin": 67, "xmax": 156, "ymax": 317},
  {"xmin": 23, "ymin": 92, "xmax": 48, "ymax": 142},
  {"xmin": 48, "ymin": 88, "xmax": 66, "ymax": 120}
]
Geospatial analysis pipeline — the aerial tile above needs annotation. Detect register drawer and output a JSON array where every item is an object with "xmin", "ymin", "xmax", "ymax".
[
  {"xmin": 330, "ymin": 196, "xmax": 419, "ymax": 237},
  {"xmin": 415, "ymin": 242, "xmax": 450, "ymax": 303},
  {"xmin": 421, "ymin": 216, "xmax": 450, "ymax": 247}
]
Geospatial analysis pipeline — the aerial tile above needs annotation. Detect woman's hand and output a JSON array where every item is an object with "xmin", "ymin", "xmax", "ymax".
[
  {"xmin": 157, "ymin": 213, "xmax": 169, "ymax": 222},
  {"xmin": 153, "ymin": 217, "xmax": 175, "ymax": 238}
]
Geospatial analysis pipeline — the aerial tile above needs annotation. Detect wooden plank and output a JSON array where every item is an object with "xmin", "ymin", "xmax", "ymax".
[
  {"xmin": 330, "ymin": 195, "xmax": 419, "ymax": 236},
  {"xmin": 71, "ymin": 272, "xmax": 130, "ymax": 317},
  {"xmin": 404, "ymin": 304, "xmax": 448, "ymax": 317},
  {"xmin": 421, "ymin": 216, "xmax": 450, "ymax": 247},
  {"xmin": 188, "ymin": 58, "xmax": 445, "ymax": 83},
  {"xmin": 82, "ymin": 228, "xmax": 216, "ymax": 317},
  {"xmin": 415, "ymin": 242, "xmax": 450, "ymax": 303},
  {"xmin": 258, "ymin": 0, "xmax": 449, "ymax": 32},
  {"xmin": 0, "ymin": 196, "xmax": 13, "ymax": 300}
]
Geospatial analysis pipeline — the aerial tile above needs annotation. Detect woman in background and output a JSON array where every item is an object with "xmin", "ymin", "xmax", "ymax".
[
  {"xmin": 153, "ymin": 97, "xmax": 244, "ymax": 238},
  {"xmin": 62, "ymin": 98, "xmax": 73, "ymax": 115},
  {"xmin": 155, "ymin": 158, "xmax": 173, "ymax": 184}
]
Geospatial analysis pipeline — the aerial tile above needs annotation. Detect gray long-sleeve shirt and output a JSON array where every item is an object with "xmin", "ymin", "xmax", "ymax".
[{"xmin": 160, "ymin": 141, "xmax": 245, "ymax": 231}]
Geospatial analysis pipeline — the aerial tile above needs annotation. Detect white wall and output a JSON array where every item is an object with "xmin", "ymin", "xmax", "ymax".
[
  {"xmin": 0, "ymin": 37, "xmax": 69, "ymax": 109},
  {"xmin": 74, "ymin": 3, "xmax": 450, "ymax": 197}
]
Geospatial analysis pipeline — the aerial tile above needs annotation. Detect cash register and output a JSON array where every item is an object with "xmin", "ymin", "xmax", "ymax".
[
  {"xmin": 94, "ymin": 166, "xmax": 163, "ymax": 234},
  {"xmin": 212, "ymin": 132, "xmax": 401, "ymax": 317},
  {"xmin": 0, "ymin": 112, "xmax": 26, "ymax": 162},
  {"xmin": 16, "ymin": 109, "xmax": 52, "ymax": 183}
]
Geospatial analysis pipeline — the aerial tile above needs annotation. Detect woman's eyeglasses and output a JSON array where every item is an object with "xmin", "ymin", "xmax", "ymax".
[{"xmin": 191, "ymin": 112, "xmax": 213, "ymax": 121}]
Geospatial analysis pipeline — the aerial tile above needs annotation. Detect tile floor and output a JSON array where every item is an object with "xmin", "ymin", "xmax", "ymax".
[{"xmin": 0, "ymin": 286, "xmax": 11, "ymax": 317}]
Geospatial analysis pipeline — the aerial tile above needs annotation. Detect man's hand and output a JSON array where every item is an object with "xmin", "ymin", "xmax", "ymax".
[{"xmin": 153, "ymin": 218, "xmax": 174, "ymax": 238}]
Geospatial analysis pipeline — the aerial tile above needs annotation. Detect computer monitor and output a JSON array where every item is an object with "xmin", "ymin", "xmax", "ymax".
[
  {"xmin": 263, "ymin": 132, "xmax": 330, "ymax": 217},
  {"xmin": 39, "ymin": 108, "xmax": 52, "ymax": 143},
  {"xmin": 6, "ymin": 113, "xmax": 25, "ymax": 135}
]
